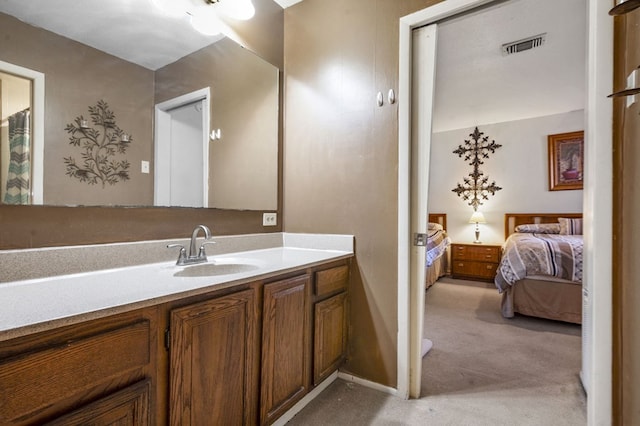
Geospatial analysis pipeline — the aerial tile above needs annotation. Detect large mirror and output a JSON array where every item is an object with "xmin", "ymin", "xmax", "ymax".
[{"xmin": 0, "ymin": 1, "xmax": 279, "ymax": 210}]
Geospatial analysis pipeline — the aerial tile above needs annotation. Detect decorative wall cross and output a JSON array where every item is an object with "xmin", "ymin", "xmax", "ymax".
[{"xmin": 451, "ymin": 127, "xmax": 502, "ymax": 210}]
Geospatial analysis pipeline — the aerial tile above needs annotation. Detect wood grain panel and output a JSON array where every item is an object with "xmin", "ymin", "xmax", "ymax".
[
  {"xmin": 45, "ymin": 379, "xmax": 150, "ymax": 426},
  {"xmin": 0, "ymin": 321, "xmax": 150, "ymax": 423},
  {"xmin": 313, "ymin": 292, "xmax": 348, "ymax": 385},
  {"xmin": 170, "ymin": 288, "xmax": 258, "ymax": 426},
  {"xmin": 261, "ymin": 274, "xmax": 310, "ymax": 425},
  {"xmin": 613, "ymin": 9, "xmax": 640, "ymax": 425},
  {"xmin": 451, "ymin": 260, "xmax": 499, "ymax": 280},
  {"xmin": 428, "ymin": 213, "xmax": 447, "ymax": 230}
]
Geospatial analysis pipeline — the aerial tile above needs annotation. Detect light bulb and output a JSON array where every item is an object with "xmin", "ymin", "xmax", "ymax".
[
  {"xmin": 217, "ymin": 0, "xmax": 255, "ymax": 20},
  {"xmin": 190, "ymin": 5, "xmax": 223, "ymax": 36}
]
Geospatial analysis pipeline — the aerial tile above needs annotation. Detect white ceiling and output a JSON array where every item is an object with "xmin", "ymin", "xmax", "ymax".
[
  {"xmin": 433, "ymin": 0, "xmax": 586, "ymax": 132},
  {"xmin": 0, "ymin": 0, "xmax": 302, "ymax": 70},
  {"xmin": 272, "ymin": 0, "xmax": 304, "ymax": 7},
  {"xmin": 0, "ymin": 0, "xmax": 225, "ymax": 70}
]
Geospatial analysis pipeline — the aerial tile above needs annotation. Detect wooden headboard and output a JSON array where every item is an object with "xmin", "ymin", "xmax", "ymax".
[
  {"xmin": 504, "ymin": 213, "xmax": 583, "ymax": 238},
  {"xmin": 428, "ymin": 213, "xmax": 447, "ymax": 230}
]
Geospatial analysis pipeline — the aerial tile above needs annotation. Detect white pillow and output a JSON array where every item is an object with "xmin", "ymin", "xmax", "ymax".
[
  {"xmin": 515, "ymin": 223, "xmax": 561, "ymax": 234},
  {"xmin": 558, "ymin": 217, "xmax": 583, "ymax": 235}
]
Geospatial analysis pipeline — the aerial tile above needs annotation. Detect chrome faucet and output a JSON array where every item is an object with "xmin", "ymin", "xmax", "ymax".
[{"xmin": 168, "ymin": 224, "xmax": 215, "ymax": 266}]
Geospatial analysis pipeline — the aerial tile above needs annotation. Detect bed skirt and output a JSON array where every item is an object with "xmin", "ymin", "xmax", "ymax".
[
  {"xmin": 501, "ymin": 277, "xmax": 582, "ymax": 324},
  {"xmin": 426, "ymin": 251, "xmax": 448, "ymax": 289}
]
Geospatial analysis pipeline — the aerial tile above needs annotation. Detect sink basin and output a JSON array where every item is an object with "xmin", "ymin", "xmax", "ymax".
[{"xmin": 173, "ymin": 257, "xmax": 267, "ymax": 278}]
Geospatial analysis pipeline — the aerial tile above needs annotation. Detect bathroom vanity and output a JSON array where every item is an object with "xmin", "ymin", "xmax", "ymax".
[{"xmin": 0, "ymin": 234, "xmax": 352, "ymax": 425}]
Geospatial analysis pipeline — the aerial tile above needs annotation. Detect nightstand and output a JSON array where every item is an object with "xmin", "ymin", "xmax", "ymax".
[{"xmin": 451, "ymin": 243, "xmax": 502, "ymax": 282}]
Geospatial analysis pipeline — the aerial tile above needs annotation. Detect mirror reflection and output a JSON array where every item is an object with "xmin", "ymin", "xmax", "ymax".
[{"xmin": 0, "ymin": 6, "xmax": 278, "ymax": 210}]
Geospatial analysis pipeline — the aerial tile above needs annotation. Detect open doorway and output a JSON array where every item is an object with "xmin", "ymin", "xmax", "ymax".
[
  {"xmin": 0, "ymin": 60, "xmax": 44, "ymax": 205},
  {"xmin": 423, "ymin": 0, "xmax": 586, "ymax": 401},
  {"xmin": 397, "ymin": 0, "xmax": 612, "ymax": 422}
]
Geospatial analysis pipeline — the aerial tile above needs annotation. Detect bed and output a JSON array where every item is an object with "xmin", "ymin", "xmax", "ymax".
[
  {"xmin": 425, "ymin": 213, "xmax": 451, "ymax": 289},
  {"xmin": 494, "ymin": 213, "xmax": 583, "ymax": 324}
]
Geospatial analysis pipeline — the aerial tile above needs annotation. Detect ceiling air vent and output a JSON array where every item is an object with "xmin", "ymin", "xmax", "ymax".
[{"xmin": 501, "ymin": 33, "xmax": 547, "ymax": 56}]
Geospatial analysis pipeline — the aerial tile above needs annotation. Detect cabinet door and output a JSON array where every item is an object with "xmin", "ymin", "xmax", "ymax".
[
  {"xmin": 170, "ymin": 289, "xmax": 258, "ymax": 426},
  {"xmin": 313, "ymin": 293, "xmax": 347, "ymax": 385},
  {"xmin": 261, "ymin": 274, "xmax": 310, "ymax": 425},
  {"xmin": 45, "ymin": 380, "xmax": 150, "ymax": 426},
  {"xmin": 314, "ymin": 292, "xmax": 348, "ymax": 385}
]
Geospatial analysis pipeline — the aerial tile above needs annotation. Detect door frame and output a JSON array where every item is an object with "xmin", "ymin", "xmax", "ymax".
[
  {"xmin": 0, "ymin": 60, "xmax": 44, "ymax": 204},
  {"xmin": 154, "ymin": 87, "xmax": 210, "ymax": 206},
  {"xmin": 396, "ymin": 1, "xmax": 612, "ymax": 423}
]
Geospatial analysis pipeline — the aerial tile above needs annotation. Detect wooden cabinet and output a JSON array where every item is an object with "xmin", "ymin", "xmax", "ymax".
[
  {"xmin": 0, "ymin": 310, "xmax": 156, "ymax": 425},
  {"xmin": 312, "ymin": 265, "xmax": 349, "ymax": 385},
  {"xmin": 260, "ymin": 274, "xmax": 311, "ymax": 425},
  {"xmin": 451, "ymin": 243, "xmax": 501, "ymax": 281},
  {"xmin": 169, "ymin": 288, "xmax": 259, "ymax": 426},
  {"xmin": 1, "ymin": 258, "xmax": 350, "ymax": 426}
]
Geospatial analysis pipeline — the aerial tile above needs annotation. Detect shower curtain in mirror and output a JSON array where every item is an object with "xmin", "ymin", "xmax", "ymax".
[{"xmin": 3, "ymin": 108, "xmax": 30, "ymax": 204}]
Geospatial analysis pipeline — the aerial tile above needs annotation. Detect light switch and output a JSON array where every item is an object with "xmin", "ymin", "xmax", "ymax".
[{"xmin": 141, "ymin": 160, "xmax": 150, "ymax": 174}]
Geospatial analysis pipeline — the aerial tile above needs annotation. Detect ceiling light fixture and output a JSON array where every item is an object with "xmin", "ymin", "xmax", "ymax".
[{"xmin": 151, "ymin": 0, "xmax": 255, "ymax": 35}]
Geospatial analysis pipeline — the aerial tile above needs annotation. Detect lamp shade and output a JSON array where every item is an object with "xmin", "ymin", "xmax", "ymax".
[{"xmin": 469, "ymin": 211, "xmax": 486, "ymax": 224}]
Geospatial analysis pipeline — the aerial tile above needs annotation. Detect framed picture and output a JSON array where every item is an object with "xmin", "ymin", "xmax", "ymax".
[{"xmin": 548, "ymin": 130, "xmax": 584, "ymax": 191}]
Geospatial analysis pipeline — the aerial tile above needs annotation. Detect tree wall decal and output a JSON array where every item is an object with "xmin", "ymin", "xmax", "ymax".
[{"xmin": 64, "ymin": 100, "xmax": 131, "ymax": 187}]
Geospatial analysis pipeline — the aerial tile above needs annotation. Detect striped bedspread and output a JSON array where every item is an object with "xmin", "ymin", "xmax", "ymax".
[
  {"xmin": 426, "ymin": 229, "xmax": 451, "ymax": 267},
  {"xmin": 495, "ymin": 233, "xmax": 583, "ymax": 292}
]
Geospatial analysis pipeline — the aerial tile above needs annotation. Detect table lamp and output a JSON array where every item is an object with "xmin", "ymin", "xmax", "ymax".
[{"xmin": 469, "ymin": 211, "xmax": 486, "ymax": 244}]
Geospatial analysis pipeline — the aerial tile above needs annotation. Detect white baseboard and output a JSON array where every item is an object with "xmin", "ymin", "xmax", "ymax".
[
  {"xmin": 272, "ymin": 371, "xmax": 339, "ymax": 426},
  {"xmin": 337, "ymin": 372, "xmax": 398, "ymax": 396}
]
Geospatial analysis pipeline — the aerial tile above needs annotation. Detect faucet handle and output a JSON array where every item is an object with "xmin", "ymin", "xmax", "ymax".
[
  {"xmin": 198, "ymin": 241, "xmax": 216, "ymax": 258},
  {"xmin": 167, "ymin": 244, "xmax": 187, "ymax": 265}
]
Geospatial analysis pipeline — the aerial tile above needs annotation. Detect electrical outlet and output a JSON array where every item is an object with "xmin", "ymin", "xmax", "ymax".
[{"xmin": 263, "ymin": 212, "xmax": 277, "ymax": 226}]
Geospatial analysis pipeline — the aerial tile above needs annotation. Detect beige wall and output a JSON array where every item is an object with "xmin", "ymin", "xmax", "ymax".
[
  {"xmin": 155, "ymin": 37, "xmax": 279, "ymax": 211},
  {"xmin": 222, "ymin": 0, "xmax": 284, "ymax": 70},
  {"xmin": 0, "ymin": 12, "xmax": 155, "ymax": 206},
  {"xmin": 283, "ymin": 0, "xmax": 441, "ymax": 387}
]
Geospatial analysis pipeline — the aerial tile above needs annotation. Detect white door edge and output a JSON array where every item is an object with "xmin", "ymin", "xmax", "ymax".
[
  {"xmin": 396, "ymin": 0, "xmax": 496, "ymax": 401},
  {"xmin": 154, "ymin": 87, "xmax": 211, "ymax": 207},
  {"xmin": 407, "ymin": 24, "xmax": 438, "ymax": 398}
]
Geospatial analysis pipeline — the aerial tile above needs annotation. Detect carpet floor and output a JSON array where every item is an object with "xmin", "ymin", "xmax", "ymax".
[{"xmin": 287, "ymin": 277, "xmax": 587, "ymax": 425}]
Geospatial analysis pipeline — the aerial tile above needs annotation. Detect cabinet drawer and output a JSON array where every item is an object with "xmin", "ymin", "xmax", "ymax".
[
  {"xmin": 315, "ymin": 265, "xmax": 349, "ymax": 298},
  {"xmin": 0, "ymin": 320, "xmax": 150, "ymax": 423},
  {"xmin": 452, "ymin": 260, "xmax": 499, "ymax": 279},
  {"xmin": 452, "ymin": 244, "xmax": 500, "ymax": 262},
  {"xmin": 45, "ymin": 379, "xmax": 150, "ymax": 426}
]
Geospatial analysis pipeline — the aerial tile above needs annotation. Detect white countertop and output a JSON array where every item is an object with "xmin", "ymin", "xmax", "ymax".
[{"xmin": 0, "ymin": 246, "xmax": 352, "ymax": 342}]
